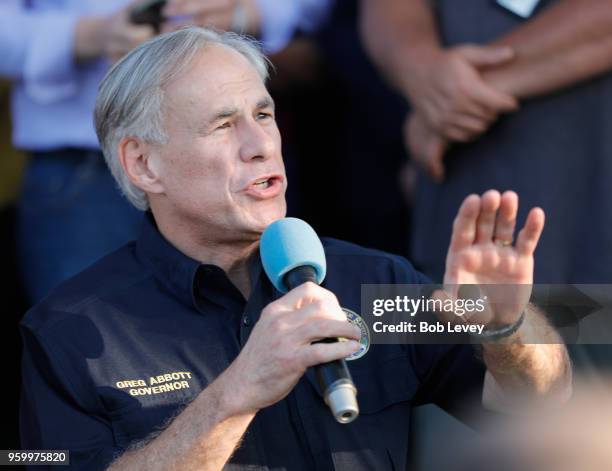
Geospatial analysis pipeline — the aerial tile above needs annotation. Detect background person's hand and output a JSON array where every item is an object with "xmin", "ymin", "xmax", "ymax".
[
  {"xmin": 162, "ymin": 0, "xmax": 238, "ymax": 32},
  {"xmin": 103, "ymin": 3, "xmax": 157, "ymax": 62},
  {"xmin": 75, "ymin": 1, "xmax": 155, "ymax": 63},
  {"xmin": 218, "ymin": 282, "xmax": 361, "ymax": 415},
  {"xmin": 404, "ymin": 45, "xmax": 519, "ymax": 142},
  {"xmin": 404, "ymin": 112, "xmax": 448, "ymax": 182}
]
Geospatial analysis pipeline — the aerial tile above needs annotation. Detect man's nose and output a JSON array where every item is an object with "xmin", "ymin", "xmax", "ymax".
[{"xmin": 238, "ymin": 119, "xmax": 276, "ymax": 162}]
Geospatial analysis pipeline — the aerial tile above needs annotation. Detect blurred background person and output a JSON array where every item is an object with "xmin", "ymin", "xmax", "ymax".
[
  {"xmin": 447, "ymin": 378, "xmax": 612, "ymax": 471},
  {"xmin": 0, "ymin": 0, "xmax": 156, "ymax": 306},
  {"xmin": 361, "ymin": 0, "xmax": 612, "ymax": 285}
]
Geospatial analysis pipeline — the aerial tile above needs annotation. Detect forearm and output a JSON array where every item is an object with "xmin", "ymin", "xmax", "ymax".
[
  {"xmin": 240, "ymin": 0, "xmax": 262, "ymax": 37},
  {"xmin": 481, "ymin": 305, "xmax": 572, "ymax": 411},
  {"xmin": 484, "ymin": 0, "xmax": 612, "ymax": 99},
  {"xmin": 359, "ymin": 0, "xmax": 441, "ymax": 96},
  {"xmin": 108, "ymin": 373, "xmax": 255, "ymax": 471}
]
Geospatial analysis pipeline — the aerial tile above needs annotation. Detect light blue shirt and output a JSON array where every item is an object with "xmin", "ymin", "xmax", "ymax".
[
  {"xmin": 0, "ymin": 0, "xmax": 332, "ymax": 152},
  {"xmin": 257, "ymin": 0, "xmax": 332, "ymax": 53}
]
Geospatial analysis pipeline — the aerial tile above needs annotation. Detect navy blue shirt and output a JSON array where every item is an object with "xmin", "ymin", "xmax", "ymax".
[{"xmin": 20, "ymin": 214, "xmax": 486, "ymax": 470}]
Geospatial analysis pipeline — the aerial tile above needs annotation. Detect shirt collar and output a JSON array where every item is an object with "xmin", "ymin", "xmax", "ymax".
[
  {"xmin": 135, "ymin": 212, "xmax": 268, "ymax": 308},
  {"xmin": 135, "ymin": 212, "xmax": 202, "ymax": 308}
]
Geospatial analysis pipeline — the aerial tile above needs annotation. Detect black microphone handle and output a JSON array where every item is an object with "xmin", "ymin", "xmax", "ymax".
[
  {"xmin": 283, "ymin": 265, "xmax": 319, "ymax": 288},
  {"xmin": 283, "ymin": 266, "xmax": 356, "ymax": 408}
]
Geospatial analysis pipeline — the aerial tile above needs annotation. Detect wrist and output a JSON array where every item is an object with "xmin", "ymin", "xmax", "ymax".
[
  {"xmin": 480, "ymin": 315, "xmax": 536, "ymax": 374},
  {"xmin": 481, "ymin": 66, "xmax": 518, "ymax": 98},
  {"xmin": 211, "ymin": 364, "xmax": 259, "ymax": 421},
  {"xmin": 397, "ymin": 45, "xmax": 445, "ymax": 100},
  {"xmin": 474, "ymin": 310, "xmax": 527, "ymax": 344}
]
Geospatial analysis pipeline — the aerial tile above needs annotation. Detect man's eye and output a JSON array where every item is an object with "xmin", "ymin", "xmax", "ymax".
[
  {"xmin": 216, "ymin": 122, "xmax": 231, "ymax": 130},
  {"xmin": 257, "ymin": 112, "xmax": 273, "ymax": 120}
]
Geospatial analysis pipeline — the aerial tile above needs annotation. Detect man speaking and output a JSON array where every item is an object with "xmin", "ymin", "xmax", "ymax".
[{"xmin": 20, "ymin": 28, "xmax": 570, "ymax": 470}]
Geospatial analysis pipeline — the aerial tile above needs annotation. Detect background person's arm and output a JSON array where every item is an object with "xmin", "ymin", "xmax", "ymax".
[
  {"xmin": 484, "ymin": 0, "xmax": 612, "ymax": 99},
  {"xmin": 0, "ymin": 1, "xmax": 153, "ymax": 104},
  {"xmin": 359, "ymin": 0, "xmax": 518, "ymax": 142},
  {"xmin": 361, "ymin": 0, "xmax": 612, "ymax": 182},
  {"xmin": 0, "ymin": 1, "xmax": 82, "ymax": 103},
  {"xmin": 74, "ymin": 3, "xmax": 154, "ymax": 64}
]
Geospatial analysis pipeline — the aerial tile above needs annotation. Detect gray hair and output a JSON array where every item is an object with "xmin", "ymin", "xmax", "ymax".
[{"xmin": 94, "ymin": 27, "xmax": 271, "ymax": 210}]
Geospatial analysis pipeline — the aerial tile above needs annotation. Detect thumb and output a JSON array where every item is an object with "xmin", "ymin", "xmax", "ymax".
[
  {"xmin": 455, "ymin": 44, "xmax": 515, "ymax": 68},
  {"xmin": 430, "ymin": 289, "xmax": 458, "ymax": 324},
  {"xmin": 426, "ymin": 137, "xmax": 447, "ymax": 183}
]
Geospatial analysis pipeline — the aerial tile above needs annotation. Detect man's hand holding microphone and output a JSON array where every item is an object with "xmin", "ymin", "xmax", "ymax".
[{"xmin": 220, "ymin": 281, "xmax": 361, "ymax": 417}]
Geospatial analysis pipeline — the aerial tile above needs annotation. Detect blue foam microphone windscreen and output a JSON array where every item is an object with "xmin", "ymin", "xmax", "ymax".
[{"xmin": 260, "ymin": 218, "xmax": 327, "ymax": 293}]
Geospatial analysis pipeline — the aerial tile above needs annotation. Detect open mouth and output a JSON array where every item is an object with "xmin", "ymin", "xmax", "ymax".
[
  {"xmin": 253, "ymin": 177, "xmax": 272, "ymax": 189},
  {"xmin": 245, "ymin": 175, "xmax": 284, "ymax": 199}
]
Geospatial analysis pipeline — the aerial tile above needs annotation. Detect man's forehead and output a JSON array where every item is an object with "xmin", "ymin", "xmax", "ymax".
[
  {"xmin": 164, "ymin": 45, "xmax": 273, "ymax": 125},
  {"xmin": 172, "ymin": 45, "xmax": 264, "ymax": 92}
]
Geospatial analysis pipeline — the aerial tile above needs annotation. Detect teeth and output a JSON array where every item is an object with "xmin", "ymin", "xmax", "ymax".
[{"xmin": 254, "ymin": 180, "xmax": 270, "ymax": 189}]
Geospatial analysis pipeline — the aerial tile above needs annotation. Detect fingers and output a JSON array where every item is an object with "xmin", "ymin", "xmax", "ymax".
[
  {"xmin": 516, "ymin": 207, "xmax": 545, "ymax": 256},
  {"xmin": 471, "ymin": 87, "xmax": 518, "ymax": 117},
  {"xmin": 107, "ymin": 24, "xmax": 155, "ymax": 61},
  {"xmin": 262, "ymin": 282, "xmax": 360, "ymax": 343},
  {"xmin": 302, "ymin": 318, "xmax": 361, "ymax": 344},
  {"xmin": 452, "ymin": 115, "xmax": 490, "ymax": 136},
  {"xmin": 448, "ymin": 194, "xmax": 481, "ymax": 251},
  {"xmin": 193, "ymin": 11, "xmax": 234, "ymax": 30},
  {"xmin": 296, "ymin": 298, "xmax": 360, "ymax": 343},
  {"xmin": 417, "ymin": 45, "xmax": 519, "ymax": 143},
  {"xmin": 449, "ymin": 190, "xmax": 545, "ymax": 256},
  {"xmin": 274, "ymin": 281, "xmax": 338, "ymax": 311},
  {"xmin": 475, "ymin": 190, "xmax": 501, "ymax": 243},
  {"xmin": 106, "ymin": 6, "xmax": 155, "ymax": 62},
  {"xmin": 443, "ymin": 119, "xmax": 489, "ymax": 143},
  {"xmin": 424, "ymin": 133, "xmax": 447, "ymax": 182},
  {"xmin": 164, "ymin": 0, "xmax": 234, "ymax": 16},
  {"xmin": 295, "ymin": 297, "xmax": 345, "ymax": 323},
  {"xmin": 406, "ymin": 113, "xmax": 448, "ymax": 182},
  {"xmin": 127, "ymin": 24, "xmax": 155, "ymax": 44},
  {"xmin": 456, "ymin": 44, "xmax": 515, "ymax": 68},
  {"xmin": 300, "ymin": 340, "xmax": 361, "ymax": 368},
  {"xmin": 453, "ymin": 45, "xmax": 519, "ymax": 115},
  {"xmin": 493, "ymin": 191, "xmax": 518, "ymax": 244}
]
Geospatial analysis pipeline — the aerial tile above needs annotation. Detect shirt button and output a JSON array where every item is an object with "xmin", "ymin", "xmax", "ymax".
[{"xmin": 242, "ymin": 315, "xmax": 251, "ymax": 327}]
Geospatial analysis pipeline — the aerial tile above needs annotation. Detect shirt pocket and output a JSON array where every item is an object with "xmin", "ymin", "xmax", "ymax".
[
  {"xmin": 350, "ymin": 353, "xmax": 419, "ymax": 414},
  {"xmin": 327, "ymin": 355, "xmax": 418, "ymax": 471}
]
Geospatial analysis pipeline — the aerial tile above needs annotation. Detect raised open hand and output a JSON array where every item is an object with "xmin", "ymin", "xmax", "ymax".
[{"xmin": 441, "ymin": 190, "xmax": 545, "ymax": 327}]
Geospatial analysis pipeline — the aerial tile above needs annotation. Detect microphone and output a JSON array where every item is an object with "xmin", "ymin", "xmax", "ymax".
[{"xmin": 260, "ymin": 218, "xmax": 359, "ymax": 424}]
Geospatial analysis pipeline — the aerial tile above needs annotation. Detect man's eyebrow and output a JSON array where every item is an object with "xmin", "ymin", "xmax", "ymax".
[
  {"xmin": 208, "ymin": 106, "xmax": 239, "ymax": 124},
  {"xmin": 204, "ymin": 97, "xmax": 275, "ymax": 128},
  {"xmin": 256, "ymin": 97, "xmax": 275, "ymax": 110}
]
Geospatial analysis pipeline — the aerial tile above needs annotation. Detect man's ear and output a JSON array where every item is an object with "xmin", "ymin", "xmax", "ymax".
[{"xmin": 118, "ymin": 137, "xmax": 164, "ymax": 195}]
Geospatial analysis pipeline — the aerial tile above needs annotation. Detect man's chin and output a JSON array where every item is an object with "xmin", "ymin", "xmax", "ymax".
[{"xmin": 249, "ymin": 205, "xmax": 287, "ymax": 235}]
